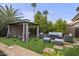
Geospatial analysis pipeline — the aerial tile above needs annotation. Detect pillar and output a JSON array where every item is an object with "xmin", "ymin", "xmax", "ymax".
[
  {"xmin": 22, "ymin": 23, "xmax": 26, "ymax": 41},
  {"xmin": 37, "ymin": 25, "xmax": 39, "ymax": 38},
  {"xmin": 22, "ymin": 23, "xmax": 29, "ymax": 42},
  {"xmin": 26, "ymin": 23, "xmax": 29, "ymax": 42},
  {"xmin": 7, "ymin": 25, "xmax": 10, "ymax": 37}
]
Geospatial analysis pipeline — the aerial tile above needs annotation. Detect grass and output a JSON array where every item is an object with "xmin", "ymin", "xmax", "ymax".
[
  {"xmin": 0, "ymin": 37, "xmax": 54, "ymax": 53},
  {"xmin": 64, "ymin": 45, "xmax": 79, "ymax": 56}
]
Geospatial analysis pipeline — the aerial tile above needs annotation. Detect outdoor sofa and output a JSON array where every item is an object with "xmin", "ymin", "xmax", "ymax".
[{"xmin": 43, "ymin": 32, "xmax": 64, "ymax": 45}]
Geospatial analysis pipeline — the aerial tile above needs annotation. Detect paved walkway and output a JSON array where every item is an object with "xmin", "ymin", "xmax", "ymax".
[{"xmin": 0, "ymin": 42, "xmax": 41, "ymax": 56}]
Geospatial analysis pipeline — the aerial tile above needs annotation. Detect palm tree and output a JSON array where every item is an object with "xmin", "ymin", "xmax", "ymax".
[
  {"xmin": 31, "ymin": 3, "xmax": 37, "ymax": 19},
  {"xmin": 0, "ymin": 5, "xmax": 23, "ymax": 36},
  {"xmin": 43, "ymin": 10, "xmax": 49, "ymax": 24},
  {"xmin": 0, "ymin": 5, "xmax": 23, "ymax": 24}
]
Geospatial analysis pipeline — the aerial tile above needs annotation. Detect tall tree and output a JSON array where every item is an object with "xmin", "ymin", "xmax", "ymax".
[
  {"xmin": 34, "ymin": 11, "xmax": 47, "ymax": 33},
  {"xmin": 43, "ymin": 10, "xmax": 49, "ymax": 24},
  {"xmin": 31, "ymin": 3, "xmax": 37, "ymax": 19},
  {"xmin": 0, "ymin": 5, "xmax": 23, "ymax": 36},
  {"xmin": 40, "ymin": 16, "xmax": 47, "ymax": 33},
  {"xmin": 34, "ymin": 11, "xmax": 42, "ymax": 24},
  {"xmin": 47, "ymin": 21, "xmax": 53, "ymax": 32},
  {"xmin": 54, "ymin": 18, "xmax": 67, "ymax": 34}
]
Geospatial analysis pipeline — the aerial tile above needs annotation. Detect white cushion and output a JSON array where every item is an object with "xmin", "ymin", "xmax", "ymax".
[
  {"xmin": 43, "ymin": 37, "xmax": 50, "ymax": 40},
  {"xmin": 54, "ymin": 39, "xmax": 63, "ymax": 42},
  {"xmin": 48, "ymin": 32, "xmax": 62, "ymax": 37}
]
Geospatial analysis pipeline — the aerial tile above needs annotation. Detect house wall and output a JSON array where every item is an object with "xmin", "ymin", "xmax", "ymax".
[{"xmin": 10, "ymin": 25, "xmax": 23, "ymax": 37}]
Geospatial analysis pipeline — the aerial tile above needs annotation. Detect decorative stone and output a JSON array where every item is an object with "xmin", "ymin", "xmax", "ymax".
[
  {"xmin": 64, "ymin": 42, "xmax": 72, "ymax": 45},
  {"xmin": 64, "ymin": 44, "xmax": 73, "ymax": 48},
  {"xmin": 43, "ymin": 48, "xmax": 55, "ymax": 54},
  {"xmin": 53, "ymin": 45, "xmax": 63, "ymax": 49},
  {"xmin": 73, "ymin": 41, "xmax": 79, "ymax": 46}
]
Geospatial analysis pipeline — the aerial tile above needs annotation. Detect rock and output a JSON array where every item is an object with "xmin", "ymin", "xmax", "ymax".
[{"xmin": 43, "ymin": 48, "xmax": 55, "ymax": 54}]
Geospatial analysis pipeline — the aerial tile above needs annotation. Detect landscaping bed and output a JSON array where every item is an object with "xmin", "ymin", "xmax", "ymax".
[{"xmin": 64, "ymin": 45, "xmax": 79, "ymax": 56}]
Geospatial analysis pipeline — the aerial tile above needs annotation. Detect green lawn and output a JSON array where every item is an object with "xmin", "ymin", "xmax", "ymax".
[
  {"xmin": 64, "ymin": 45, "xmax": 79, "ymax": 56},
  {"xmin": 0, "ymin": 37, "xmax": 54, "ymax": 53}
]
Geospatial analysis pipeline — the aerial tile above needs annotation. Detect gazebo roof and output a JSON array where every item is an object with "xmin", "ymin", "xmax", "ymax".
[{"xmin": 8, "ymin": 19, "xmax": 38, "ymax": 25}]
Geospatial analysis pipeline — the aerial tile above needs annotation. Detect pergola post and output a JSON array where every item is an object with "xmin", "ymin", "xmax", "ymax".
[
  {"xmin": 37, "ymin": 25, "xmax": 39, "ymax": 38},
  {"xmin": 26, "ymin": 23, "xmax": 29, "ymax": 42},
  {"xmin": 22, "ymin": 23, "xmax": 26, "ymax": 41},
  {"xmin": 7, "ymin": 25, "xmax": 10, "ymax": 37},
  {"xmin": 22, "ymin": 23, "xmax": 29, "ymax": 42}
]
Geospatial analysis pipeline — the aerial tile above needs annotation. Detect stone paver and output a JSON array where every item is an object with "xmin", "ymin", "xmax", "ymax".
[
  {"xmin": 53, "ymin": 45, "xmax": 63, "ymax": 50},
  {"xmin": 0, "ymin": 42, "xmax": 41, "ymax": 56},
  {"xmin": 64, "ymin": 42, "xmax": 73, "ymax": 45},
  {"xmin": 43, "ymin": 48, "xmax": 55, "ymax": 54},
  {"xmin": 73, "ymin": 41, "xmax": 79, "ymax": 46},
  {"xmin": 64, "ymin": 44, "xmax": 73, "ymax": 48}
]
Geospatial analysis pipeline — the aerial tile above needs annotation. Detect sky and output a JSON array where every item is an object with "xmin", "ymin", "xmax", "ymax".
[{"xmin": 0, "ymin": 3, "xmax": 79, "ymax": 23}]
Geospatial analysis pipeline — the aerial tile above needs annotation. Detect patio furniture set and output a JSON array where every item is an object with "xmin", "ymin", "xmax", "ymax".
[{"xmin": 40, "ymin": 32, "xmax": 73, "ymax": 46}]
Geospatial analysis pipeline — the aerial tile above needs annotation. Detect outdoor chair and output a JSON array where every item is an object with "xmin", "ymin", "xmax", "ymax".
[
  {"xmin": 43, "ymin": 37, "xmax": 50, "ymax": 42},
  {"xmin": 63, "ymin": 35, "xmax": 73, "ymax": 43}
]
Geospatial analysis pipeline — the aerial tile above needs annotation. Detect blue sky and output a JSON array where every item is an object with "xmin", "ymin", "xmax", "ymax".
[{"xmin": 0, "ymin": 3, "xmax": 79, "ymax": 23}]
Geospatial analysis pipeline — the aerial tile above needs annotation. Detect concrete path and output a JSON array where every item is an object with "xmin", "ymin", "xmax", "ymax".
[{"xmin": 0, "ymin": 42, "xmax": 41, "ymax": 56}]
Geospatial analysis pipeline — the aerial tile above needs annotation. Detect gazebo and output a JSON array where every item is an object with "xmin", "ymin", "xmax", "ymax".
[{"xmin": 7, "ymin": 19, "xmax": 39, "ymax": 42}]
